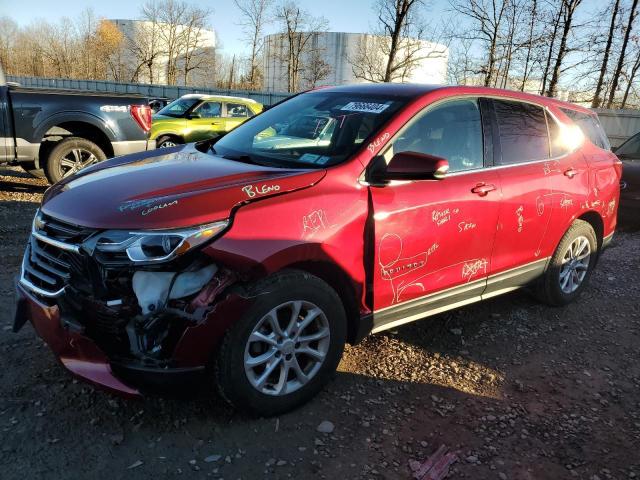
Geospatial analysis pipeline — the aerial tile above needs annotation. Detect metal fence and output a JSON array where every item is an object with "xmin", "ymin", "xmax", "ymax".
[
  {"xmin": 6, "ymin": 75, "xmax": 291, "ymax": 106},
  {"xmin": 594, "ymin": 109, "xmax": 640, "ymax": 147},
  {"xmin": 6, "ymin": 75, "xmax": 640, "ymax": 146}
]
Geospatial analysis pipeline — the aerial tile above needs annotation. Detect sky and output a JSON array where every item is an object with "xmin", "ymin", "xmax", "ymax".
[{"xmin": 0, "ymin": 0, "xmax": 449, "ymax": 56}]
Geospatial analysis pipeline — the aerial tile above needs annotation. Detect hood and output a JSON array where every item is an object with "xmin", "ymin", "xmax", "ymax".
[{"xmin": 41, "ymin": 144, "xmax": 326, "ymax": 230}]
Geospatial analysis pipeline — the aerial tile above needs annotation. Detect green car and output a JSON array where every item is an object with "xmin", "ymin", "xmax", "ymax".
[{"xmin": 150, "ymin": 94, "xmax": 263, "ymax": 148}]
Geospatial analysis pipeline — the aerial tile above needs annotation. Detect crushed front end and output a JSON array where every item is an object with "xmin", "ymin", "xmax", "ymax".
[{"xmin": 14, "ymin": 210, "xmax": 236, "ymax": 395}]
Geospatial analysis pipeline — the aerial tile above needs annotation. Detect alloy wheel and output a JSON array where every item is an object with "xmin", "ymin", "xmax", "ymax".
[
  {"xmin": 244, "ymin": 300, "xmax": 331, "ymax": 396},
  {"xmin": 559, "ymin": 235, "xmax": 591, "ymax": 294},
  {"xmin": 60, "ymin": 148, "xmax": 99, "ymax": 178},
  {"xmin": 159, "ymin": 140, "xmax": 177, "ymax": 148}
]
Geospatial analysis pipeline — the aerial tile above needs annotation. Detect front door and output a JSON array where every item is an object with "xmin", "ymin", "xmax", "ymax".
[{"xmin": 369, "ymin": 98, "xmax": 501, "ymax": 331}]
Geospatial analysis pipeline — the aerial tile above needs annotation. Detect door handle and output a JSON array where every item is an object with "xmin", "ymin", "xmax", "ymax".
[
  {"xmin": 564, "ymin": 167, "xmax": 578, "ymax": 178},
  {"xmin": 211, "ymin": 121, "xmax": 222, "ymax": 126},
  {"xmin": 471, "ymin": 183, "xmax": 497, "ymax": 196}
]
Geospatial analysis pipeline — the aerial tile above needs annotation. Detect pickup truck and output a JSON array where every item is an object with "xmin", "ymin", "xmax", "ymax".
[{"xmin": 0, "ymin": 64, "xmax": 155, "ymax": 183}]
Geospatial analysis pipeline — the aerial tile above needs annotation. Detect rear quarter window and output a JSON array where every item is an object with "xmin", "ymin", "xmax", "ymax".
[
  {"xmin": 560, "ymin": 108, "xmax": 611, "ymax": 150},
  {"xmin": 493, "ymin": 99, "xmax": 550, "ymax": 164}
]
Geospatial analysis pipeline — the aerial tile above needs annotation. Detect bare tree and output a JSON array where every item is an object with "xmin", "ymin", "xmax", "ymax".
[
  {"xmin": 592, "ymin": 0, "xmax": 621, "ymax": 107},
  {"xmin": 606, "ymin": 0, "xmax": 639, "ymax": 107},
  {"xmin": 234, "ymin": 0, "xmax": 273, "ymax": 89},
  {"xmin": 545, "ymin": 0, "xmax": 584, "ymax": 97},
  {"xmin": 179, "ymin": 5, "xmax": 212, "ymax": 85},
  {"xmin": 451, "ymin": 0, "xmax": 509, "ymax": 87},
  {"xmin": 273, "ymin": 2, "xmax": 328, "ymax": 92}
]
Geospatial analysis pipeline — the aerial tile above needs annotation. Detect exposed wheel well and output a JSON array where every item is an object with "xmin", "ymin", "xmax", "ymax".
[
  {"xmin": 577, "ymin": 211, "xmax": 604, "ymax": 252},
  {"xmin": 287, "ymin": 261, "xmax": 362, "ymax": 345},
  {"xmin": 39, "ymin": 122, "xmax": 113, "ymax": 168}
]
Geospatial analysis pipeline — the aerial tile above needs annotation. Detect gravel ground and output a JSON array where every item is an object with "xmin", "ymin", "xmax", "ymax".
[{"xmin": 1, "ymin": 166, "xmax": 639, "ymax": 480}]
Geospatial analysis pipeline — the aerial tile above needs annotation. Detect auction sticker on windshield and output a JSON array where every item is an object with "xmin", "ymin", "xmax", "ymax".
[{"xmin": 340, "ymin": 102, "xmax": 390, "ymax": 114}]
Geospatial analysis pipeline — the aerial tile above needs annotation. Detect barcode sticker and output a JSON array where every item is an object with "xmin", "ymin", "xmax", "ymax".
[{"xmin": 340, "ymin": 102, "xmax": 390, "ymax": 114}]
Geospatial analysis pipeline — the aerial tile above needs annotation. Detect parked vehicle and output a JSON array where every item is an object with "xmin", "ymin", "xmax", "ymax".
[
  {"xmin": 612, "ymin": 130, "xmax": 640, "ymax": 216},
  {"xmin": 0, "ymin": 64, "xmax": 154, "ymax": 184},
  {"xmin": 150, "ymin": 94, "xmax": 263, "ymax": 148},
  {"xmin": 148, "ymin": 97, "xmax": 170, "ymax": 114},
  {"xmin": 14, "ymin": 84, "xmax": 621, "ymax": 416}
]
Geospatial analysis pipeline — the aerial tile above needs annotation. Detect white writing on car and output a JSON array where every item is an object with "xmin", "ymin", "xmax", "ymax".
[{"xmin": 242, "ymin": 184, "xmax": 281, "ymax": 198}]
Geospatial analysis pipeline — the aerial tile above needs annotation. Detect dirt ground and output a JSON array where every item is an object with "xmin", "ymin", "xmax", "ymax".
[{"xmin": 1, "ymin": 166, "xmax": 639, "ymax": 480}]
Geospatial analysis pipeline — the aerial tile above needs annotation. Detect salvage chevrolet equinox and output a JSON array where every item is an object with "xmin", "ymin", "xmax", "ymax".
[{"xmin": 14, "ymin": 84, "xmax": 621, "ymax": 416}]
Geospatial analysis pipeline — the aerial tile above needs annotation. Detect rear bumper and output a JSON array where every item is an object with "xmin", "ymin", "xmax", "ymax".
[{"xmin": 112, "ymin": 139, "xmax": 156, "ymax": 157}]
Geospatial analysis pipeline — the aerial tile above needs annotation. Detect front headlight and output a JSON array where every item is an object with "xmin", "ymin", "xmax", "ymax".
[{"xmin": 91, "ymin": 220, "xmax": 229, "ymax": 264}]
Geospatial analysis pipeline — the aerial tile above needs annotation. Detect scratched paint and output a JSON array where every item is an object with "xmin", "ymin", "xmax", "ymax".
[
  {"xmin": 559, "ymin": 196, "xmax": 573, "ymax": 209},
  {"xmin": 516, "ymin": 206, "xmax": 524, "ymax": 232},
  {"xmin": 457, "ymin": 221, "xmax": 477, "ymax": 233},
  {"xmin": 302, "ymin": 209, "xmax": 336, "ymax": 238},
  {"xmin": 431, "ymin": 207, "xmax": 461, "ymax": 227},
  {"xmin": 461, "ymin": 259, "xmax": 488, "ymax": 282}
]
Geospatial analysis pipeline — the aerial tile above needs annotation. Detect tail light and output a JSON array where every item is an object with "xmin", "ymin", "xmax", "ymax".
[{"xmin": 130, "ymin": 105, "xmax": 152, "ymax": 133}]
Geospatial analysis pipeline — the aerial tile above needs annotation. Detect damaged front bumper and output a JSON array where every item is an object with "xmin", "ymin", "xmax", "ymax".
[
  {"xmin": 14, "ymin": 211, "xmax": 247, "ymax": 397},
  {"xmin": 14, "ymin": 280, "xmax": 237, "ymax": 396},
  {"xmin": 14, "ymin": 282, "xmax": 141, "ymax": 397}
]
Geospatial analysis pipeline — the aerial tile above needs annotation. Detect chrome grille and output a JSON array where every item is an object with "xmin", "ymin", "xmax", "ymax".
[{"xmin": 20, "ymin": 212, "xmax": 95, "ymax": 297}]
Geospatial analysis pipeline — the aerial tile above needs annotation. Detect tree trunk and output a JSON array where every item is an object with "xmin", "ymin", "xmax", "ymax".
[
  {"xmin": 606, "ymin": 0, "xmax": 639, "ymax": 108},
  {"xmin": 592, "ymin": 0, "xmax": 621, "ymax": 107},
  {"xmin": 541, "ymin": 2, "xmax": 564, "ymax": 95}
]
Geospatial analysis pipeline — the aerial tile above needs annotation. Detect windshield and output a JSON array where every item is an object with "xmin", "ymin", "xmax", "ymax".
[
  {"xmin": 211, "ymin": 92, "xmax": 407, "ymax": 168},
  {"xmin": 157, "ymin": 97, "xmax": 201, "ymax": 117}
]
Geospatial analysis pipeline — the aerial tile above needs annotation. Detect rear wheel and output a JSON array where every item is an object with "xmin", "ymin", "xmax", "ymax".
[
  {"xmin": 215, "ymin": 271, "xmax": 347, "ymax": 416},
  {"xmin": 536, "ymin": 219, "xmax": 598, "ymax": 306},
  {"xmin": 45, "ymin": 137, "xmax": 106, "ymax": 184}
]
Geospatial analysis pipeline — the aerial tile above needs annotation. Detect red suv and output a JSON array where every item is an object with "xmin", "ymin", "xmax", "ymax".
[{"xmin": 14, "ymin": 84, "xmax": 621, "ymax": 415}]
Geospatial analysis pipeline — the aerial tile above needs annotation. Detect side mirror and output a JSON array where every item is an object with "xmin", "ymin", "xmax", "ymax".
[
  {"xmin": 372, "ymin": 151, "xmax": 449, "ymax": 183},
  {"xmin": 188, "ymin": 112, "xmax": 202, "ymax": 119}
]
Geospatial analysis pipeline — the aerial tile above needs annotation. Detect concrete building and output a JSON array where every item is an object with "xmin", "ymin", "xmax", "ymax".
[
  {"xmin": 110, "ymin": 19, "xmax": 216, "ymax": 86},
  {"xmin": 263, "ymin": 31, "xmax": 448, "ymax": 92}
]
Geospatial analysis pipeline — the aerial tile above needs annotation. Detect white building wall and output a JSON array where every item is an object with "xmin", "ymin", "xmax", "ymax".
[
  {"xmin": 263, "ymin": 31, "xmax": 448, "ymax": 92},
  {"xmin": 110, "ymin": 19, "xmax": 216, "ymax": 85}
]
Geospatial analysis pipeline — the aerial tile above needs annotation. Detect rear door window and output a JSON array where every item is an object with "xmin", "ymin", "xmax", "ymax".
[
  {"xmin": 493, "ymin": 99, "xmax": 549, "ymax": 164},
  {"xmin": 560, "ymin": 108, "xmax": 610, "ymax": 150},
  {"xmin": 226, "ymin": 103, "xmax": 251, "ymax": 118}
]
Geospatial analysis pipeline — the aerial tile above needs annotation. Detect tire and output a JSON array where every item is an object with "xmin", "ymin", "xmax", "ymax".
[
  {"xmin": 45, "ymin": 137, "xmax": 106, "ymax": 184},
  {"xmin": 214, "ymin": 271, "xmax": 347, "ymax": 416},
  {"xmin": 156, "ymin": 135, "xmax": 182, "ymax": 148},
  {"xmin": 19, "ymin": 162, "xmax": 46, "ymax": 179},
  {"xmin": 536, "ymin": 219, "xmax": 598, "ymax": 306}
]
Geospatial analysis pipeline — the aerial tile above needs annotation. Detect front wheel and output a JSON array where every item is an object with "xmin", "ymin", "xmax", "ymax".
[
  {"xmin": 45, "ymin": 137, "xmax": 106, "ymax": 184},
  {"xmin": 214, "ymin": 271, "xmax": 347, "ymax": 416},
  {"xmin": 536, "ymin": 219, "xmax": 598, "ymax": 306},
  {"xmin": 156, "ymin": 135, "xmax": 182, "ymax": 148}
]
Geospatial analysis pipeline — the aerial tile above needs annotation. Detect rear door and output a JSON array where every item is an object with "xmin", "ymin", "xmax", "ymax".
[
  {"xmin": 485, "ymin": 98, "xmax": 555, "ymax": 297},
  {"xmin": 189, "ymin": 100, "xmax": 225, "ymax": 141},
  {"xmin": 223, "ymin": 102, "xmax": 253, "ymax": 132},
  {"xmin": 370, "ymin": 97, "xmax": 501, "ymax": 331}
]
